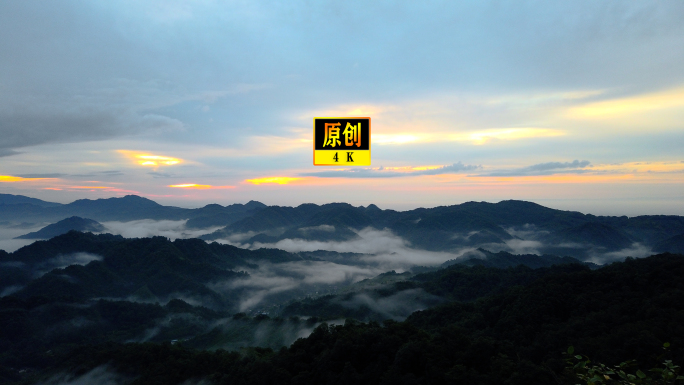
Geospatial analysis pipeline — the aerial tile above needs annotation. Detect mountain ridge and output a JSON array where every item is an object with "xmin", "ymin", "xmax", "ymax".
[{"xmin": 3, "ymin": 194, "xmax": 684, "ymax": 258}]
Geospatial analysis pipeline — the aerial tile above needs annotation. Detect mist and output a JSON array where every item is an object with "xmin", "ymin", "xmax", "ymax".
[
  {"xmin": 100, "ymin": 220, "xmax": 222, "ymax": 240},
  {"xmin": 202, "ymin": 317, "xmax": 329, "ymax": 351},
  {"xmin": 339, "ymin": 289, "xmax": 444, "ymax": 321},
  {"xmin": 36, "ymin": 366, "xmax": 126, "ymax": 385},
  {"xmin": 34, "ymin": 252, "xmax": 103, "ymax": 277},
  {"xmin": 587, "ymin": 243, "xmax": 655, "ymax": 265},
  {"xmin": 207, "ymin": 228, "xmax": 478, "ymax": 312},
  {"xmin": 0, "ymin": 221, "xmax": 47, "ymax": 252},
  {"xmin": 0, "ymin": 219, "xmax": 223, "ymax": 252},
  {"xmin": 209, "ymin": 261, "xmax": 385, "ymax": 312},
  {"xmin": 221, "ymin": 227, "xmax": 470, "ymax": 269}
]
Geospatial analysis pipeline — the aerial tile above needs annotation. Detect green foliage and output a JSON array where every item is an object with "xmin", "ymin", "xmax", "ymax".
[{"xmin": 564, "ymin": 344, "xmax": 684, "ymax": 385}]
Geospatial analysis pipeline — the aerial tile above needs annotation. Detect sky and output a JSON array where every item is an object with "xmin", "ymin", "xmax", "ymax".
[{"xmin": 1, "ymin": 0, "xmax": 683, "ymax": 215}]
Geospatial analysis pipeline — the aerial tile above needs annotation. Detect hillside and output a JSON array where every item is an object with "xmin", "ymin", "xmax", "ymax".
[
  {"xmin": 10, "ymin": 253, "xmax": 683, "ymax": 385},
  {"xmin": 0, "ymin": 231, "xmax": 305, "ymax": 308}
]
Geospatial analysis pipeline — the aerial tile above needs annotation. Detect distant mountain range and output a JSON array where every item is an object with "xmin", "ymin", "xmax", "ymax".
[
  {"xmin": 0, "ymin": 193, "xmax": 266, "ymax": 225},
  {"xmin": 201, "ymin": 199, "xmax": 684, "ymax": 258},
  {"xmin": 2, "ymin": 194, "xmax": 684, "ymax": 259}
]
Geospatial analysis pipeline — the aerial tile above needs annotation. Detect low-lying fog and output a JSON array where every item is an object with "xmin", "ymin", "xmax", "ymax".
[{"xmin": 0, "ymin": 218, "xmax": 660, "ymax": 356}]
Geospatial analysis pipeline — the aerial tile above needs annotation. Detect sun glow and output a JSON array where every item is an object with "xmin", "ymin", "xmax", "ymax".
[
  {"xmin": 0, "ymin": 175, "xmax": 51, "ymax": 182},
  {"xmin": 451, "ymin": 128, "xmax": 565, "ymax": 145},
  {"xmin": 567, "ymin": 87, "xmax": 684, "ymax": 119},
  {"xmin": 245, "ymin": 177, "xmax": 301, "ymax": 185},
  {"xmin": 168, "ymin": 184, "xmax": 235, "ymax": 189},
  {"xmin": 119, "ymin": 150, "xmax": 183, "ymax": 167},
  {"xmin": 373, "ymin": 134, "xmax": 424, "ymax": 145}
]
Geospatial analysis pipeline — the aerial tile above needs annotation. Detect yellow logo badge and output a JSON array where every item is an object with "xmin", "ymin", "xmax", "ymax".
[{"xmin": 314, "ymin": 117, "xmax": 370, "ymax": 166}]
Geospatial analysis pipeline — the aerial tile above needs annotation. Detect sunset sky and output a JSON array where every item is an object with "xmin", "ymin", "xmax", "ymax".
[{"xmin": 1, "ymin": 1, "xmax": 683, "ymax": 215}]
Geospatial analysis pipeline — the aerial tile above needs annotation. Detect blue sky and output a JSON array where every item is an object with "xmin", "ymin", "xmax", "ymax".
[{"xmin": 1, "ymin": 0, "xmax": 683, "ymax": 215}]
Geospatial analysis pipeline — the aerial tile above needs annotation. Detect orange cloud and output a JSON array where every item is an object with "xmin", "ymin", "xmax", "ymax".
[
  {"xmin": 119, "ymin": 150, "xmax": 182, "ymax": 167},
  {"xmin": 0, "ymin": 175, "xmax": 50, "ymax": 182},
  {"xmin": 168, "ymin": 184, "xmax": 235, "ymax": 189},
  {"xmin": 590, "ymin": 161, "xmax": 684, "ymax": 174},
  {"xmin": 244, "ymin": 177, "xmax": 301, "ymax": 185}
]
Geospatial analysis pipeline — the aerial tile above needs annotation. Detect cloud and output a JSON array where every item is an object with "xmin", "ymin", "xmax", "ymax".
[
  {"xmin": 0, "ymin": 106, "xmax": 184, "ymax": 153},
  {"xmin": 481, "ymin": 160, "xmax": 592, "ymax": 177},
  {"xmin": 210, "ymin": 261, "xmax": 384, "ymax": 312},
  {"xmin": 148, "ymin": 171, "xmax": 176, "ymax": 178},
  {"xmin": 340, "ymin": 289, "xmax": 444, "ymax": 321},
  {"xmin": 566, "ymin": 87, "xmax": 684, "ymax": 121},
  {"xmin": 207, "ymin": 226, "xmax": 474, "ymax": 312},
  {"xmin": 301, "ymin": 162, "xmax": 481, "ymax": 178},
  {"xmin": 588, "ymin": 243, "xmax": 654, "ymax": 265},
  {"xmin": 0, "ymin": 239, "xmax": 35, "ymax": 253},
  {"xmin": 0, "ymin": 222, "xmax": 49, "ymax": 252},
  {"xmin": 0, "ymin": 149, "xmax": 21, "ymax": 157},
  {"xmin": 450, "ymin": 128, "xmax": 565, "ymax": 145},
  {"xmin": 223, "ymin": 227, "xmax": 474, "ymax": 270},
  {"xmin": 244, "ymin": 228, "xmax": 409, "ymax": 255},
  {"xmin": 34, "ymin": 252, "xmax": 103, "ymax": 277},
  {"xmin": 70, "ymin": 171, "xmax": 124, "ymax": 178},
  {"xmin": 118, "ymin": 151, "xmax": 183, "ymax": 167},
  {"xmin": 200, "ymin": 236, "xmax": 486, "ymax": 325},
  {"xmin": 298, "ymin": 225, "xmax": 335, "ymax": 233},
  {"xmin": 500, "ymin": 239, "xmax": 545, "ymax": 255},
  {"xmin": 16, "ymin": 173, "xmax": 68, "ymax": 179},
  {"xmin": 527, "ymin": 160, "xmax": 592, "ymax": 172},
  {"xmin": 100, "ymin": 220, "xmax": 221, "ymax": 240},
  {"xmin": 503, "ymin": 224, "xmax": 549, "ymax": 240},
  {"xmin": 370, "ymin": 128, "xmax": 564, "ymax": 146}
]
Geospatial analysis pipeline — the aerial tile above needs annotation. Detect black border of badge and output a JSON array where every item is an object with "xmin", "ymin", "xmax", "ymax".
[{"xmin": 313, "ymin": 117, "xmax": 371, "ymax": 166}]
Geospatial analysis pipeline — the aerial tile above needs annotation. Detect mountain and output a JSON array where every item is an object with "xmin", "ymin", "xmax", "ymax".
[
  {"xmin": 201, "ymin": 199, "xmax": 684, "ymax": 258},
  {"xmin": 654, "ymin": 232, "xmax": 684, "ymax": 254},
  {"xmin": 0, "ymin": 231, "xmax": 305, "ymax": 308},
  {"xmin": 0, "ymin": 193, "xmax": 63, "ymax": 207},
  {"xmin": 0, "ymin": 194, "xmax": 266, "ymax": 225},
  {"xmin": 0, "ymin": 195, "xmax": 188, "ymax": 222},
  {"xmin": 203, "ymin": 203, "xmax": 371, "ymax": 243},
  {"xmin": 14, "ymin": 216, "xmax": 105, "ymax": 239},
  {"xmin": 4, "ymin": 194, "xmax": 684, "ymax": 259},
  {"xmin": 545, "ymin": 221, "xmax": 636, "ymax": 251},
  {"xmin": 182, "ymin": 200, "xmax": 267, "ymax": 228},
  {"xmin": 441, "ymin": 248, "xmax": 595, "ymax": 269}
]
